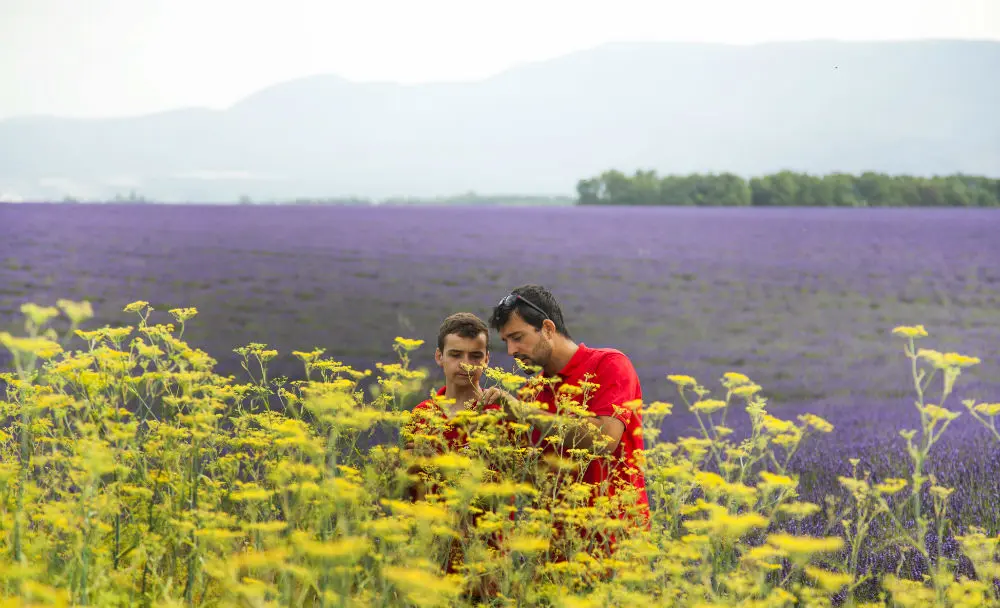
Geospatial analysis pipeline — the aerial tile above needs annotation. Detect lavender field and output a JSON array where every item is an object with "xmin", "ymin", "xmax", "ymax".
[{"xmin": 2, "ymin": 203, "xmax": 999, "ymax": 528}]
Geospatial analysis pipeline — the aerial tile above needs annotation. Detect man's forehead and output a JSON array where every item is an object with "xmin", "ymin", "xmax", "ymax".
[
  {"xmin": 442, "ymin": 333, "xmax": 487, "ymax": 350},
  {"xmin": 498, "ymin": 315, "xmax": 531, "ymax": 339}
]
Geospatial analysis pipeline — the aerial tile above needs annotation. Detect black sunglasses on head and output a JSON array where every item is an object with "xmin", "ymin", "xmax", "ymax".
[{"xmin": 497, "ymin": 293, "xmax": 550, "ymax": 321}]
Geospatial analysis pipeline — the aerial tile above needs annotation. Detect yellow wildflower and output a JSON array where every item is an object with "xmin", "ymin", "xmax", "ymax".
[
  {"xmin": 839, "ymin": 477, "xmax": 871, "ymax": 500},
  {"xmin": 123, "ymin": 300, "xmax": 150, "ymax": 313},
  {"xmin": 742, "ymin": 544, "xmax": 786, "ymax": 571},
  {"xmin": 168, "ymin": 307, "xmax": 199, "ymax": 322},
  {"xmin": 930, "ymin": 485, "xmax": 955, "ymax": 501},
  {"xmin": 194, "ymin": 528, "xmax": 245, "ymax": 541},
  {"xmin": 245, "ymin": 521, "xmax": 289, "ymax": 533},
  {"xmin": 296, "ymin": 535, "xmax": 369, "ymax": 561},
  {"xmin": 972, "ymin": 402, "xmax": 1000, "ymax": 417},
  {"xmin": 945, "ymin": 578, "xmax": 991, "ymax": 607},
  {"xmin": 881, "ymin": 575, "xmax": 936, "ymax": 606},
  {"xmin": 922, "ymin": 404, "xmax": 960, "ymax": 422},
  {"xmin": 424, "ymin": 452, "xmax": 476, "ymax": 471},
  {"xmin": 943, "ymin": 352, "xmax": 980, "ymax": 368},
  {"xmin": 20, "ymin": 303, "xmax": 60, "ymax": 326},
  {"xmin": 691, "ymin": 399, "xmax": 727, "ymax": 414},
  {"xmin": 759, "ymin": 470, "xmax": 797, "ymax": 490},
  {"xmin": 230, "ymin": 486, "xmax": 273, "ymax": 502},
  {"xmin": 393, "ymin": 337, "xmax": 424, "ymax": 351},
  {"xmin": 917, "ymin": 349, "xmax": 980, "ymax": 370},
  {"xmin": 799, "ymin": 413, "xmax": 834, "ymax": 433},
  {"xmin": 732, "ymin": 383, "xmax": 762, "ymax": 398},
  {"xmin": 667, "ymin": 374, "xmax": 697, "ymax": 387},
  {"xmin": 761, "ymin": 414, "xmax": 795, "ymax": 433},
  {"xmin": 56, "ymin": 299, "xmax": 94, "ymax": 324},
  {"xmin": 805, "ymin": 566, "xmax": 852, "ymax": 592},
  {"xmin": 767, "ymin": 533, "xmax": 844, "ymax": 559},
  {"xmin": 19, "ymin": 581, "xmax": 71, "ymax": 606},
  {"xmin": 507, "ymin": 535, "xmax": 550, "ymax": 554},
  {"xmin": 892, "ymin": 325, "xmax": 928, "ymax": 339},
  {"xmin": 777, "ymin": 501, "xmax": 821, "ymax": 519},
  {"xmin": 558, "ymin": 384, "xmax": 584, "ymax": 396},
  {"xmin": 642, "ymin": 401, "xmax": 673, "ymax": 417},
  {"xmin": 383, "ymin": 565, "xmax": 462, "ymax": 606},
  {"xmin": 722, "ymin": 372, "xmax": 751, "ymax": 386},
  {"xmin": 766, "ymin": 588, "xmax": 798, "ymax": 605},
  {"xmin": 875, "ymin": 478, "xmax": 908, "ymax": 495},
  {"xmin": 0, "ymin": 333, "xmax": 63, "ymax": 359}
]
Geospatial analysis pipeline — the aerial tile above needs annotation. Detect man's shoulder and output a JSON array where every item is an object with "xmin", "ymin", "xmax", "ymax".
[
  {"xmin": 581, "ymin": 345, "xmax": 637, "ymax": 372},
  {"xmin": 412, "ymin": 389, "xmax": 446, "ymax": 414}
]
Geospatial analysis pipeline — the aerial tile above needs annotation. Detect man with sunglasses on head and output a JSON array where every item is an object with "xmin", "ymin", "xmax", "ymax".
[{"xmin": 479, "ymin": 285, "xmax": 650, "ymax": 550}]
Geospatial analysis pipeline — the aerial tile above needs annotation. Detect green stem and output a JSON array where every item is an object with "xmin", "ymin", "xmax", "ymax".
[{"xmin": 185, "ymin": 441, "xmax": 200, "ymax": 606}]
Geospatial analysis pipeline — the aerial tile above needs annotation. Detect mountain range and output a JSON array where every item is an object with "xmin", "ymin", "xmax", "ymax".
[{"xmin": 1, "ymin": 39, "xmax": 998, "ymax": 202}]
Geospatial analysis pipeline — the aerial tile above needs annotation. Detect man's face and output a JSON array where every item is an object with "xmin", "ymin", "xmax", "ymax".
[
  {"xmin": 435, "ymin": 333, "xmax": 489, "ymax": 387},
  {"xmin": 498, "ymin": 310, "xmax": 552, "ymax": 370}
]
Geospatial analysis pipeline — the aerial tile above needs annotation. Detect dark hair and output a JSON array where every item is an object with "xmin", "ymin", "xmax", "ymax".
[
  {"xmin": 437, "ymin": 312, "xmax": 490, "ymax": 352},
  {"xmin": 489, "ymin": 284, "xmax": 572, "ymax": 339}
]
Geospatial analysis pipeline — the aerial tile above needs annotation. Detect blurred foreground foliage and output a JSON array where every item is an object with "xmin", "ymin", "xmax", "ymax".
[
  {"xmin": 0, "ymin": 301, "xmax": 998, "ymax": 607},
  {"xmin": 577, "ymin": 169, "xmax": 1000, "ymax": 207}
]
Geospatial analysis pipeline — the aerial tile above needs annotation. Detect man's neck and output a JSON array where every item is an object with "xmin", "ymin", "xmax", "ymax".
[
  {"xmin": 444, "ymin": 385, "xmax": 479, "ymax": 415},
  {"xmin": 543, "ymin": 338, "xmax": 579, "ymax": 376}
]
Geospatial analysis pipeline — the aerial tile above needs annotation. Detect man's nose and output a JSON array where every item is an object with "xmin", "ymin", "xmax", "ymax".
[{"xmin": 507, "ymin": 343, "xmax": 517, "ymax": 357}]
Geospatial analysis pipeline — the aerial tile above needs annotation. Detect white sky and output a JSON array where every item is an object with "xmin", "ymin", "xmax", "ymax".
[{"xmin": 2, "ymin": 0, "xmax": 998, "ymax": 119}]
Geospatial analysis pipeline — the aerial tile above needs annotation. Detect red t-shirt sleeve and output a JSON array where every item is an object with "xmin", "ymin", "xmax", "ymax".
[{"xmin": 584, "ymin": 353, "xmax": 639, "ymax": 426}]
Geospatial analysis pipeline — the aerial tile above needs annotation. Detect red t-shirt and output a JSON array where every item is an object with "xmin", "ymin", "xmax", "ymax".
[
  {"xmin": 408, "ymin": 386, "xmax": 501, "ymax": 451},
  {"xmin": 407, "ymin": 386, "xmax": 506, "ymax": 575},
  {"xmin": 528, "ymin": 344, "xmax": 650, "ymax": 525}
]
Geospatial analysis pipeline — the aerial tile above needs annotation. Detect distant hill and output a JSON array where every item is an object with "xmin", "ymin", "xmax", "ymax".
[{"xmin": 1, "ymin": 40, "xmax": 998, "ymax": 202}]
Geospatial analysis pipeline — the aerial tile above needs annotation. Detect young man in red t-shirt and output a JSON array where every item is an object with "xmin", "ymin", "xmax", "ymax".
[
  {"xmin": 404, "ymin": 311, "xmax": 498, "ymax": 457},
  {"xmin": 401, "ymin": 312, "xmax": 504, "ymax": 590},
  {"xmin": 480, "ymin": 285, "xmax": 650, "ymax": 551}
]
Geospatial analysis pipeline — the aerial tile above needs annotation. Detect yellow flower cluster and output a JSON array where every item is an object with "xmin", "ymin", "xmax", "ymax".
[{"xmin": 1, "ymin": 305, "xmax": 997, "ymax": 608}]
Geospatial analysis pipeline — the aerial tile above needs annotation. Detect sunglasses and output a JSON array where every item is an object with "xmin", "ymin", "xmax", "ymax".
[{"xmin": 497, "ymin": 293, "xmax": 550, "ymax": 321}]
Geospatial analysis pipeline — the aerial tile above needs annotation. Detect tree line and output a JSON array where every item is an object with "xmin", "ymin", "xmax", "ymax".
[{"xmin": 576, "ymin": 170, "xmax": 1000, "ymax": 207}]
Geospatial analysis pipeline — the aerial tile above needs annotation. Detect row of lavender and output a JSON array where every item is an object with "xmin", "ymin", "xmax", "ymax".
[{"xmin": 2, "ymin": 203, "xmax": 999, "ymax": 531}]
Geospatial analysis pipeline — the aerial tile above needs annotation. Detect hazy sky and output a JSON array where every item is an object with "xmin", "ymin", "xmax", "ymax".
[{"xmin": 2, "ymin": 0, "xmax": 998, "ymax": 119}]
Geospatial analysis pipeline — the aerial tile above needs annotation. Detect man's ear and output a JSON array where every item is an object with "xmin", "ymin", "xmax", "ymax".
[
  {"xmin": 434, "ymin": 348, "xmax": 443, "ymax": 367},
  {"xmin": 542, "ymin": 319, "xmax": 556, "ymax": 338}
]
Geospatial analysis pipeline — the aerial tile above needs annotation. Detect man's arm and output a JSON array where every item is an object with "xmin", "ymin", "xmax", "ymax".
[
  {"xmin": 477, "ymin": 387, "xmax": 627, "ymax": 455},
  {"xmin": 535, "ymin": 410, "xmax": 625, "ymax": 454},
  {"xmin": 478, "ymin": 353, "xmax": 638, "ymax": 455}
]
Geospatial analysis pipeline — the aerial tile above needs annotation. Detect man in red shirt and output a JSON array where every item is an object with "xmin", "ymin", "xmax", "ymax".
[{"xmin": 480, "ymin": 285, "xmax": 650, "ymax": 547}]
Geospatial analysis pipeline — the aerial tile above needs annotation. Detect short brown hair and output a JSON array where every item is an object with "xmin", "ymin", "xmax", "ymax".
[{"xmin": 437, "ymin": 312, "xmax": 490, "ymax": 352}]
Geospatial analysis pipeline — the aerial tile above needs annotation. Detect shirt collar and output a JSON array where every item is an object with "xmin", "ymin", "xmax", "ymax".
[{"xmin": 543, "ymin": 343, "xmax": 589, "ymax": 379}]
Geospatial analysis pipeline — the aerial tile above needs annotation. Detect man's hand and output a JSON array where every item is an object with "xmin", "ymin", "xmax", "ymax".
[{"xmin": 475, "ymin": 386, "xmax": 519, "ymax": 418}]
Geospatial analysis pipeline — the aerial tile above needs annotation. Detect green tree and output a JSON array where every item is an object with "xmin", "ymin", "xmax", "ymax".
[{"xmin": 575, "ymin": 169, "xmax": 1000, "ymax": 207}]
